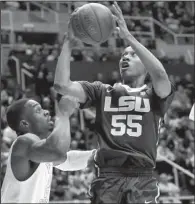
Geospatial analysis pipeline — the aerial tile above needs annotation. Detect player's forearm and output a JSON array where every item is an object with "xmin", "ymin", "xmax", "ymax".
[
  {"xmin": 54, "ymin": 150, "xmax": 95, "ymax": 171},
  {"xmin": 46, "ymin": 113, "xmax": 71, "ymax": 156},
  {"xmin": 54, "ymin": 38, "xmax": 72, "ymax": 93},
  {"xmin": 125, "ymin": 33, "xmax": 171, "ymax": 97},
  {"xmin": 125, "ymin": 33, "xmax": 166, "ymax": 78}
]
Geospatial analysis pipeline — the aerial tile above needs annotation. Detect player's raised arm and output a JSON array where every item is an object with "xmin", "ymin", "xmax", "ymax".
[
  {"xmin": 112, "ymin": 2, "xmax": 171, "ymax": 98},
  {"xmin": 12, "ymin": 96, "xmax": 78, "ymax": 163},
  {"xmin": 54, "ymin": 22, "xmax": 87, "ymax": 103}
]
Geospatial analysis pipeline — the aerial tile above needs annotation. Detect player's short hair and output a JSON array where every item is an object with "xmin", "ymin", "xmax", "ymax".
[{"xmin": 6, "ymin": 99, "xmax": 30, "ymax": 133}]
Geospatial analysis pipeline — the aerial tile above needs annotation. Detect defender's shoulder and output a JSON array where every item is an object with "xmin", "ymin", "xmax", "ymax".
[{"xmin": 12, "ymin": 134, "xmax": 39, "ymax": 157}]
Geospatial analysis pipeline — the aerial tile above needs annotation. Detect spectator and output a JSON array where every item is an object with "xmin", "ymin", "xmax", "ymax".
[
  {"xmin": 35, "ymin": 63, "xmax": 51, "ymax": 96},
  {"xmin": 94, "ymin": 72, "xmax": 106, "ymax": 83},
  {"xmin": 41, "ymin": 45, "xmax": 50, "ymax": 59},
  {"xmin": 174, "ymin": 85, "xmax": 192, "ymax": 110},
  {"xmin": 157, "ymin": 140, "xmax": 175, "ymax": 161},
  {"xmin": 179, "ymin": 13, "xmax": 195, "ymax": 34},
  {"xmin": 70, "ymin": 140, "xmax": 78, "ymax": 150},
  {"xmin": 14, "ymin": 35, "xmax": 27, "ymax": 52},
  {"xmin": 82, "ymin": 50, "xmax": 94, "ymax": 62},
  {"xmin": 165, "ymin": 13, "xmax": 180, "ymax": 33},
  {"xmin": 1, "ymin": 30, "xmax": 9, "ymax": 44},
  {"xmin": 70, "ymin": 117, "xmax": 80, "ymax": 134},
  {"xmin": 42, "ymin": 96, "xmax": 51, "ymax": 111},
  {"xmin": 47, "ymin": 49, "xmax": 58, "ymax": 62},
  {"xmin": 159, "ymin": 173, "xmax": 181, "ymax": 203}
]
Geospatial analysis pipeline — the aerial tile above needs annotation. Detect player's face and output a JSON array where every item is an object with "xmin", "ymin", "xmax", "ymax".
[
  {"xmin": 119, "ymin": 46, "xmax": 146, "ymax": 80},
  {"xmin": 24, "ymin": 100, "xmax": 53, "ymax": 136}
]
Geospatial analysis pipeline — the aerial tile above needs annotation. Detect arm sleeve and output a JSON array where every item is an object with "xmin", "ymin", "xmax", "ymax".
[
  {"xmin": 78, "ymin": 81, "xmax": 104, "ymax": 109},
  {"xmin": 189, "ymin": 104, "xmax": 194, "ymax": 121},
  {"xmin": 54, "ymin": 150, "xmax": 95, "ymax": 171},
  {"xmin": 151, "ymin": 82, "xmax": 175, "ymax": 117}
]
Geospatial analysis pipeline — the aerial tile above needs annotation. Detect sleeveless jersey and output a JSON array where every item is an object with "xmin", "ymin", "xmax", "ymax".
[
  {"xmin": 79, "ymin": 81, "xmax": 174, "ymax": 168},
  {"xmin": 1, "ymin": 140, "xmax": 53, "ymax": 203}
]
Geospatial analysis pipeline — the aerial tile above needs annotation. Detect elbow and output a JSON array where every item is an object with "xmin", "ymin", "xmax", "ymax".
[
  {"xmin": 54, "ymin": 150, "xmax": 67, "ymax": 163},
  {"xmin": 151, "ymin": 67, "xmax": 168, "ymax": 81},
  {"xmin": 53, "ymin": 83, "xmax": 69, "ymax": 95},
  {"xmin": 155, "ymin": 64, "xmax": 166, "ymax": 77}
]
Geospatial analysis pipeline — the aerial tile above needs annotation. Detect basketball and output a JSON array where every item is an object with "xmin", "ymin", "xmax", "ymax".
[{"xmin": 70, "ymin": 3, "xmax": 115, "ymax": 45}]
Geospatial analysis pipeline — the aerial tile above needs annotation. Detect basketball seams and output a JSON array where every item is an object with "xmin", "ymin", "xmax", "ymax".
[
  {"xmin": 107, "ymin": 10, "xmax": 115, "ymax": 41},
  {"xmin": 79, "ymin": 4, "xmax": 100, "ymax": 43},
  {"xmin": 71, "ymin": 12, "xmax": 88, "ymax": 42},
  {"xmin": 77, "ymin": 6, "xmax": 95, "ymax": 43},
  {"xmin": 90, "ymin": 4, "xmax": 102, "ymax": 42},
  {"xmin": 91, "ymin": 4, "xmax": 114, "ymax": 43}
]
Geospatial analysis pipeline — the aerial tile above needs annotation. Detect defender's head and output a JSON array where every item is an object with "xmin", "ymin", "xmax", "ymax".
[
  {"xmin": 6, "ymin": 99, "xmax": 53, "ymax": 137},
  {"xmin": 119, "ymin": 46, "xmax": 148, "ymax": 84}
]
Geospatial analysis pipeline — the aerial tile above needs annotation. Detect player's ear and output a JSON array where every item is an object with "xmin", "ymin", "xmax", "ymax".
[{"xmin": 19, "ymin": 120, "xmax": 29, "ymax": 130}]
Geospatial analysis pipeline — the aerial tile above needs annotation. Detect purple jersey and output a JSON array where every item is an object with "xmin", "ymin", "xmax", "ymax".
[{"xmin": 79, "ymin": 81, "xmax": 174, "ymax": 168}]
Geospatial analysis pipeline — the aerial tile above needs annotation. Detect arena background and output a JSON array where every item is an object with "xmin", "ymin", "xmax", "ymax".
[{"xmin": 1, "ymin": 1, "xmax": 194, "ymax": 203}]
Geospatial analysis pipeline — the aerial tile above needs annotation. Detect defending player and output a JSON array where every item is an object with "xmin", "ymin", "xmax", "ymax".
[
  {"xmin": 54, "ymin": 2, "xmax": 175, "ymax": 203},
  {"xmin": 1, "ymin": 96, "xmax": 96, "ymax": 203}
]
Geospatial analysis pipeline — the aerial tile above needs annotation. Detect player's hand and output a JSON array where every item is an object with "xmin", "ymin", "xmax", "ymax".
[
  {"xmin": 111, "ymin": 2, "xmax": 130, "ymax": 39},
  {"xmin": 58, "ymin": 95, "xmax": 79, "ymax": 116},
  {"xmin": 67, "ymin": 18, "xmax": 75, "ymax": 40},
  {"xmin": 63, "ymin": 19, "xmax": 78, "ymax": 48}
]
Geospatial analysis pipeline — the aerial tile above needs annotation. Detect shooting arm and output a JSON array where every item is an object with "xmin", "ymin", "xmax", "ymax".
[
  {"xmin": 125, "ymin": 34, "xmax": 171, "ymax": 98},
  {"xmin": 112, "ymin": 1, "xmax": 171, "ymax": 98}
]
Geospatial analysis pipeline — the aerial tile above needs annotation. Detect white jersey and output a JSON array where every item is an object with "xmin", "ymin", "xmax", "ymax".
[{"xmin": 1, "ymin": 140, "xmax": 53, "ymax": 203}]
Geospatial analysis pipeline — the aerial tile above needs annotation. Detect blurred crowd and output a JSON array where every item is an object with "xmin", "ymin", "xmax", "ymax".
[
  {"xmin": 2, "ymin": 1, "xmax": 194, "ymax": 36},
  {"xmin": 118, "ymin": 1, "xmax": 194, "ymax": 34},
  {"xmin": 1, "ymin": 40, "xmax": 195, "ymax": 202}
]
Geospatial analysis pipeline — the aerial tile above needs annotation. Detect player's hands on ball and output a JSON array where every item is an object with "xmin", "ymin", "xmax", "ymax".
[
  {"xmin": 58, "ymin": 95, "xmax": 79, "ymax": 116},
  {"xmin": 112, "ymin": 2, "xmax": 130, "ymax": 39}
]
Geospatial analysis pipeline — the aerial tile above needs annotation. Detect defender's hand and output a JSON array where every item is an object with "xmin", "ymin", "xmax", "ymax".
[{"xmin": 111, "ymin": 2, "xmax": 130, "ymax": 39}]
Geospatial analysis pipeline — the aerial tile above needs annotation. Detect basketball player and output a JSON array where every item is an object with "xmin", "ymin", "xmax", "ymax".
[
  {"xmin": 54, "ymin": 2, "xmax": 175, "ymax": 203},
  {"xmin": 1, "ymin": 97, "xmax": 96, "ymax": 203}
]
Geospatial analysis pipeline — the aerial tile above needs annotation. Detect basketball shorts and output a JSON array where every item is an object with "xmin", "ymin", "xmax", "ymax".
[{"xmin": 89, "ymin": 167, "xmax": 160, "ymax": 204}]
